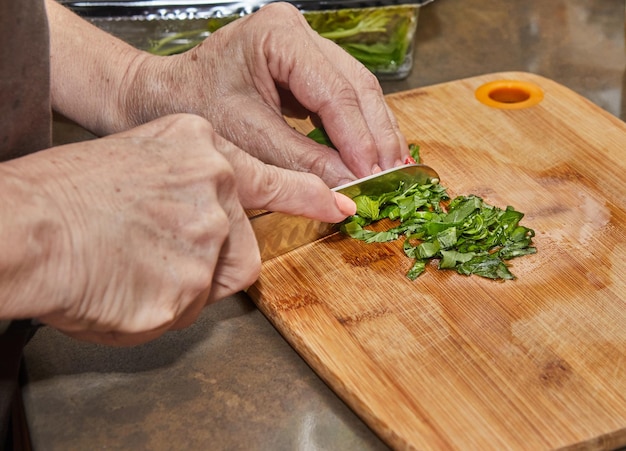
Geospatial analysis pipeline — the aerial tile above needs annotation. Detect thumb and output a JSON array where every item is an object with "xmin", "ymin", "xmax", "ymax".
[
  {"xmin": 249, "ymin": 165, "xmax": 357, "ymax": 223},
  {"xmin": 214, "ymin": 135, "xmax": 356, "ymax": 223}
]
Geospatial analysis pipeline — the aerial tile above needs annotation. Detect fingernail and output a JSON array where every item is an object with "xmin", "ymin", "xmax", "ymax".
[
  {"xmin": 372, "ymin": 164, "xmax": 382, "ymax": 174},
  {"xmin": 334, "ymin": 192, "xmax": 357, "ymax": 216}
]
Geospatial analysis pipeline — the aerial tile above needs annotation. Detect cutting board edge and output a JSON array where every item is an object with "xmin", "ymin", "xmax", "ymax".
[
  {"xmin": 248, "ymin": 71, "xmax": 626, "ymax": 451},
  {"xmin": 385, "ymin": 70, "xmax": 626, "ymax": 129},
  {"xmin": 247, "ymin": 283, "xmax": 455, "ymax": 451}
]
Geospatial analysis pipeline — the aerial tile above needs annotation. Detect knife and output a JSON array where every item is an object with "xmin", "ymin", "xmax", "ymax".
[{"xmin": 250, "ymin": 163, "xmax": 440, "ymax": 261}]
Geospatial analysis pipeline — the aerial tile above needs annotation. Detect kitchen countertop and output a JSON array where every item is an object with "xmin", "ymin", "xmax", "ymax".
[{"xmin": 22, "ymin": 0, "xmax": 626, "ymax": 450}]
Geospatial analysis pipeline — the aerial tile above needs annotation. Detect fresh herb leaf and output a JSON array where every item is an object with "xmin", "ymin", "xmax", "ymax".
[
  {"xmin": 406, "ymin": 260, "xmax": 426, "ymax": 280},
  {"xmin": 409, "ymin": 143, "xmax": 421, "ymax": 163},
  {"xmin": 341, "ymin": 182, "xmax": 536, "ymax": 281},
  {"xmin": 354, "ymin": 195, "xmax": 382, "ymax": 219},
  {"xmin": 306, "ymin": 127, "xmax": 335, "ymax": 148},
  {"xmin": 301, "ymin": 126, "xmax": 535, "ymax": 281}
]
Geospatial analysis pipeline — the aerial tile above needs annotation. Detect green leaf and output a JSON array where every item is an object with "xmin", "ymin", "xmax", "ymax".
[
  {"xmin": 409, "ymin": 144, "xmax": 421, "ymax": 163},
  {"xmin": 354, "ymin": 195, "xmax": 382, "ymax": 220},
  {"xmin": 436, "ymin": 227, "xmax": 458, "ymax": 249},
  {"xmin": 457, "ymin": 255, "xmax": 515, "ymax": 280},
  {"xmin": 337, "ymin": 147, "xmax": 536, "ymax": 281},
  {"xmin": 306, "ymin": 6, "xmax": 416, "ymax": 71},
  {"xmin": 341, "ymin": 218, "xmax": 398, "ymax": 243},
  {"xmin": 416, "ymin": 241, "xmax": 440, "ymax": 259},
  {"xmin": 407, "ymin": 260, "xmax": 426, "ymax": 280},
  {"xmin": 439, "ymin": 250, "xmax": 476, "ymax": 269},
  {"xmin": 306, "ymin": 127, "xmax": 335, "ymax": 148},
  {"xmin": 443, "ymin": 196, "xmax": 482, "ymax": 223}
]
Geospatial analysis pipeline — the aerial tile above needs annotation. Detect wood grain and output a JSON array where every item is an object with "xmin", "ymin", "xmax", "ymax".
[{"xmin": 246, "ymin": 72, "xmax": 626, "ymax": 451}]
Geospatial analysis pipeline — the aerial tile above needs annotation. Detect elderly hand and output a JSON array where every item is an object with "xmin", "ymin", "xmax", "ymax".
[
  {"xmin": 1, "ymin": 114, "xmax": 354, "ymax": 346},
  {"xmin": 120, "ymin": 3, "xmax": 410, "ymax": 187},
  {"xmin": 49, "ymin": 0, "xmax": 409, "ymax": 186}
]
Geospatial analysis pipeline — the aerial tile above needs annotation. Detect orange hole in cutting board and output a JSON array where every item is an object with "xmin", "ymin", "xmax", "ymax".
[
  {"xmin": 475, "ymin": 80, "xmax": 544, "ymax": 109},
  {"xmin": 489, "ymin": 87, "xmax": 530, "ymax": 103}
]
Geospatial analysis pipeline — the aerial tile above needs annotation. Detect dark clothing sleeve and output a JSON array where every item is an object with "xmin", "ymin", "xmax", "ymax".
[
  {"xmin": 0, "ymin": 0, "xmax": 52, "ymax": 162},
  {"xmin": 0, "ymin": 321, "xmax": 40, "ymax": 449},
  {"xmin": 1, "ymin": 0, "xmax": 53, "ymax": 447}
]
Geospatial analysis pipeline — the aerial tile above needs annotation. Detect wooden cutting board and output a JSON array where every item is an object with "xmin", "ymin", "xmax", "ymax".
[{"xmin": 246, "ymin": 72, "xmax": 626, "ymax": 450}]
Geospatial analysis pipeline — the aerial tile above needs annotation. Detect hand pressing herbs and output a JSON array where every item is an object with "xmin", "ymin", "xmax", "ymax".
[{"xmin": 307, "ymin": 128, "xmax": 537, "ymax": 281}]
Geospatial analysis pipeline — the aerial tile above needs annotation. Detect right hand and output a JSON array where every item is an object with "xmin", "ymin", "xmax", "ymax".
[{"xmin": 9, "ymin": 114, "xmax": 354, "ymax": 346}]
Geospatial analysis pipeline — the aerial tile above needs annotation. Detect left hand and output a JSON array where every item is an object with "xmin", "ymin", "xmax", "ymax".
[{"xmin": 122, "ymin": 2, "xmax": 409, "ymax": 187}]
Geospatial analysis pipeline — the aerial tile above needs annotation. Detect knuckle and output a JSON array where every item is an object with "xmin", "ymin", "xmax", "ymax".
[
  {"xmin": 254, "ymin": 164, "xmax": 323, "ymax": 210},
  {"xmin": 253, "ymin": 166, "xmax": 282, "ymax": 203},
  {"xmin": 254, "ymin": 2, "xmax": 312, "ymax": 35},
  {"xmin": 168, "ymin": 113, "xmax": 216, "ymax": 137},
  {"xmin": 306, "ymin": 152, "xmax": 335, "ymax": 184},
  {"xmin": 358, "ymin": 66, "xmax": 383, "ymax": 92},
  {"xmin": 206, "ymin": 208, "xmax": 231, "ymax": 241},
  {"xmin": 158, "ymin": 307, "xmax": 180, "ymax": 328},
  {"xmin": 258, "ymin": 2, "xmax": 302, "ymax": 22}
]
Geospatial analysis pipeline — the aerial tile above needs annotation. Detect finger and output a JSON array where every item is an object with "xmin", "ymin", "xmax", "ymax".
[
  {"xmin": 254, "ymin": 5, "xmax": 407, "ymax": 175},
  {"xmin": 302, "ymin": 36, "xmax": 408, "ymax": 171},
  {"xmin": 57, "ymin": 325, "xmax": 169, "ymax": 347},
  {"xmin": 251, "ymin": 168, "xmax": 357, "ymax": 223},
  {"xmin": 214, "ymin": 134, "xmax": 356, "ymax": 223},
  {"xmin": 382, "ymin": 101, "xmax": 410, "ymax": 165},
  {"xmin": 174, "ymin": 138, "xmax": 262, "ymax": 304},
  {"xmin": 268, "ymin": 47, "xmax": 381, "ymax": 176},
  {"xmin": 216, "ymin": 94, "xmax": 357, "ymax": 187},
  {"xmin": 205, "ymin": 203, "xmax": 261, "ymax": 304},
  {"xmin": 168, "ymin": 284, "xmax": 213, "ymax": 330}
]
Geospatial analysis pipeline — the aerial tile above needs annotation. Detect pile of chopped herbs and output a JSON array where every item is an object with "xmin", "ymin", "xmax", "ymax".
[
  {"xmin": 308, "ymin": 129, "xmax": 537, "ymax": 281},
  {"xmin": 341, "ymin": 184, "xmax": 536, "ymax": 280}
]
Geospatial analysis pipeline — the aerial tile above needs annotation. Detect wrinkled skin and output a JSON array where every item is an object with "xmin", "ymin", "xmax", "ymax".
[
  {"xmin": 1, "ymin": 1, "xmax": 410, "ymax": 345},
  {"xmin": 1, "ymin": 115, "xmax": 354, "ymax": 346},
  {"xmin": 121, "ymin": 3, "xmax": 410, "ymax": 188}
]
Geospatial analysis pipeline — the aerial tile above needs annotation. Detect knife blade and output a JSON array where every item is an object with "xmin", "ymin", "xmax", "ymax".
[{"xmin": 250, "ymin": 163, "xmax": 440, "ymax": 261}]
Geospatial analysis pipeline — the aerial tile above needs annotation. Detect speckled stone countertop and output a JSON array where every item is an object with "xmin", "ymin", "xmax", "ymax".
[{"xmin": 23, "ymin": 0, "xmax": 626, "ymax": 449}]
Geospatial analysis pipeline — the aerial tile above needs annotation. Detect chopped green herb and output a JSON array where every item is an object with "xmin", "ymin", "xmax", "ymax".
[
  {"xmin": 306, "ymin": 127, "xmax": 334, "ymax": 147},
  {"xmin": 341, "ymin": 185, "xmax": 536, "ymax": 280},
  {"xmin": 409, "ymin": 143, "xmax": 420, "ymax": 163},
  {"xmin": 310, "ymin": 124, "xmax": 539, "ymax": 282}
]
